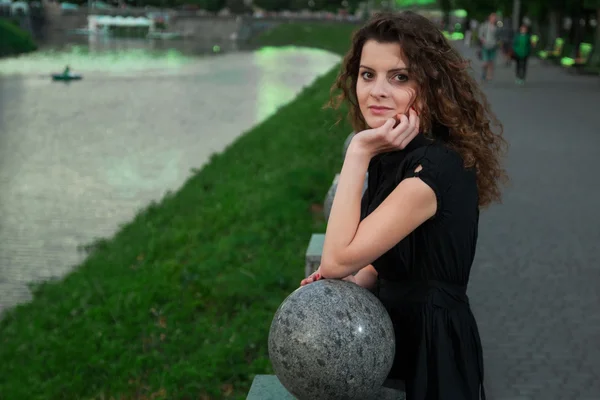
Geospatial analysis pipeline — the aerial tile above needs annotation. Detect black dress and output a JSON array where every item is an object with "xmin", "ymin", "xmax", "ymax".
[{"xmin": 360, "ymin": 130, "xmax": 486, "ymax": 400}]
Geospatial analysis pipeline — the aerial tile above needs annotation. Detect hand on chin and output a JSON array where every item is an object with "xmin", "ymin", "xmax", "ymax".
[
  {"xmin": 367, "ymin": 114, "xmax": 399, "ymax": 129},
  {"xmin": 373, "ymin": 118, "xmax": 391, "ymax": 128},
  {"xmin": 354, "ymin": 107, "xmax": 421, "ymax": 156}
]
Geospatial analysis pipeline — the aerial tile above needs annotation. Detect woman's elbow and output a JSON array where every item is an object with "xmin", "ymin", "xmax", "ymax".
[
  {"xmin": 319, "ymin": 259, "xmax": 345, "ymax": 279},
  {"xmin": 320, "ymin": 255, "xmax": 355, "ymax": 279}
]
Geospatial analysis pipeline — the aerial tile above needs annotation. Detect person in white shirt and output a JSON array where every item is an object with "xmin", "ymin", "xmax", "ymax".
[{"xmin": 478, "ymin": 13, "xmax": 500, "ymax": 81}]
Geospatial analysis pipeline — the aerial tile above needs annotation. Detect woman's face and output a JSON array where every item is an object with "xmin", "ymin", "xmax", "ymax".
[{"xmin": 356, "ymin": 40, "xmax": 418, "ymax": 129}]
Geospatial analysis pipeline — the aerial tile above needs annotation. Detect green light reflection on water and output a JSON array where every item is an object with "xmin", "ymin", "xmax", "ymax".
[
  {"xmin": 0, "ymin": 45, "xmax": 192, "ymax": 75},
  {"xmin": 252, "ymin": 45, "xmax": 341, "ymax": 121}
]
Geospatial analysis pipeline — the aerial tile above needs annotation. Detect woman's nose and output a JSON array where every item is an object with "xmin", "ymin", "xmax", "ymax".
[{"xmin": 370, "ymin": 79, "xmax": 389, "ymax": 98}]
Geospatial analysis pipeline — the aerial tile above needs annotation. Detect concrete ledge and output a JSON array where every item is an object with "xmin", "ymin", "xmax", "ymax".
[
  {"xmin": 323, "ymin": 173, "xmax": 340, "ymax": 221},
  {"xmin": 343, "ymin": 131, "xmax": 355, "ymax": 157},
  {"xmin": 323, "ymin": 173, "xmax": 369, "ymax": 221},
  {"xmin": 247, "ymin": 375, "xmax": 406, "ymax": 399},
  {"xmin": 246, "ymin": 375, "xmax": 295, "ymax": 400},
  {"xmin": 305, "ymin": 233, "xmax": 324, "ymax": 278}
]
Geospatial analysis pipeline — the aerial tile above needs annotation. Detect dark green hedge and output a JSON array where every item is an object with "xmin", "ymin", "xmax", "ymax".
[{"xmin": 0, "ymin": 18, "xmax": 37, "ymax": 57}]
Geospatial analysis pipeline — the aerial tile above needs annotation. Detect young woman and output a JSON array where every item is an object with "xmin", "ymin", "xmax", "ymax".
[{"xmin": 301, "ymin": 11, "xmax": 508, "ymax": 400}]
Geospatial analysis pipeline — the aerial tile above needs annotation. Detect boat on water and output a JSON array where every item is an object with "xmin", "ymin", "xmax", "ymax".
[
  {"xmin": 51, "ymin": 73, "xmax": 83, "ymax": 82},
  {"xmin": 51, "ymin": 65, "xmax": 82, "ymax": 82}
]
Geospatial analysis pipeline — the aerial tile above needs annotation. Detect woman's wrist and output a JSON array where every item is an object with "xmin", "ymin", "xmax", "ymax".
[{"xmin": 346, "ymin": 137, "xmax": 374, "ymax": 160}]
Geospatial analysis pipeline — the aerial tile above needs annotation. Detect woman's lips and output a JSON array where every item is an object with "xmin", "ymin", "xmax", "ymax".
[{"xmin": 369, "ymin": 106, "xmax": 394, "ymax": 115}]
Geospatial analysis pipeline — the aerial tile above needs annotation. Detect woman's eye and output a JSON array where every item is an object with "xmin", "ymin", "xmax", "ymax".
[{"xmin": 360, "ymin": 72, "xmax": 408, "ymax": 81}]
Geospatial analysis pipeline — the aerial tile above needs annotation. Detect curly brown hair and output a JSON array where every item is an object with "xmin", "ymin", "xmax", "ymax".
[{"xmin": 327, "ymin": 11, "xmax": 508, "ymax": 208}]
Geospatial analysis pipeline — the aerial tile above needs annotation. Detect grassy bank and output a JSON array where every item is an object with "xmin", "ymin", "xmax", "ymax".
[
  {"xmin": 0, "ymin": 23, "xmax": 355, "ymax": 399},
  {"xmin": 0, "ymin": 18, "xmax": 37, "ymax": 57},
  {"xmin": 247, "ymin": 22, "xmax": 358, "ymax": 55}
]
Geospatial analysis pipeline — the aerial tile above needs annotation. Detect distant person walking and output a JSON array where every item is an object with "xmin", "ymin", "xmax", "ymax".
[
  {"xmin": 478, "ymin": 13, "xmax": 500, "ymax": 82},
  {"xmin": 464, "ymin": 19, "xmax": 478, "ymax": 48},
  {"xmin": 512, "ymin": 24, "xmax": 534, "ymax": 85},
  {"xmin": 499, "ymin": 24, "xmax": 514, "ymax": 67}
]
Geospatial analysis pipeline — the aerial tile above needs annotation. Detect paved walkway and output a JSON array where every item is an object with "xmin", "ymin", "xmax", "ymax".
[{"xmin": 457, "ymin": 44, "xmax": 600, "ymax": 399}]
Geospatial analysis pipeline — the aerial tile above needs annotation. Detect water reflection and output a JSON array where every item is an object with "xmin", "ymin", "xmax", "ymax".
[
  {"xmin": 0, "ymin": 44, "xmax": 341, "ymax": 315},
  {"xmin": 41, "ymin": 31, "xmax": 243, "ymax": 55},
  {"xmin": 0, "ymin": 34, "xmax": 250, "ymax": 76},
  {"xmin": 0, "ymin": 44, "xmax": 193, "ymax": 75},
  {"xmin": 253, "ymin": 46, "xmax": 342, "ymax": 121}
]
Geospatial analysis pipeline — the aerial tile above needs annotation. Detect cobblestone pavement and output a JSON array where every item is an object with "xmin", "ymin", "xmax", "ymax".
[
  {"xmin": 457, "ymin": 44, "xmax": 600, "ymax": 399},
  {"xmin": 0, "ymin": 48, "xmax": 340, "ymax": 316}
]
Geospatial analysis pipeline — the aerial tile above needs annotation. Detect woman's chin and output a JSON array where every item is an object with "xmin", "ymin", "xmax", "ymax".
[{"xmin": 365, "ymin": 115, "xmax": 394, "ymax": 129}]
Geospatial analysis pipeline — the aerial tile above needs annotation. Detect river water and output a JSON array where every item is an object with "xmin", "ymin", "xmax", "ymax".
[{"xmin": 0, "ymin": 38, "xmax": 341, "ymax": 315}]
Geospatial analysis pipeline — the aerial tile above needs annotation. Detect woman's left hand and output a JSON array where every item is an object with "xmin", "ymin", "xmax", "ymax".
[
  {"xmin": 352, "ymin": 107, "xmax": 420, "ymax": 158},
  {"xmin": 300, "ymin": 268, "xmax": 324, "ymax": 286},
  {"xmin": 300, "ymin": 268, "xmax": 357, "ymax": 287}
]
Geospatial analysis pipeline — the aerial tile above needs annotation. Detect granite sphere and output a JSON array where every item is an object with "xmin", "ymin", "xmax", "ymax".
[{"xmin": 268, "ymin": 279, "xmax": 395, "ymax": 400}]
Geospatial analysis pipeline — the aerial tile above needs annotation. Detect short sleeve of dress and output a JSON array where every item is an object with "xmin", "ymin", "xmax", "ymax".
[{"xmin": 395, "ymin": 144, "xmax": 467, "ymax": 219}]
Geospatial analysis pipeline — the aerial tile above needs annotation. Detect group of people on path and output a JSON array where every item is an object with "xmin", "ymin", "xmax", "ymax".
[{"xmin": 471, "ymin": 12, "xmax": 535, "ymax": 85}]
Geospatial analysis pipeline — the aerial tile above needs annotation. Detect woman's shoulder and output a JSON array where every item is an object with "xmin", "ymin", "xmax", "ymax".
[
  {"xmin": 401, "ymin": 141, "xmax": 478, "ymax": 214},
  {"xmin": 398, "ymin": 140, "xmax": 475, "ymax": 184},
  {"xmin": 405, "ymin": 140, "xmax": 464, "ymax": 167}
]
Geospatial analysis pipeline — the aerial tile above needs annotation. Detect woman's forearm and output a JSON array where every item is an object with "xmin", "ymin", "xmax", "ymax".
[
  {"xmin": 353, "ymin": 264, "xmax": 378, "ymax": 291},
  {"xmin": 321, "ymin": 144, "xmax": 372, "ymax": 277}
]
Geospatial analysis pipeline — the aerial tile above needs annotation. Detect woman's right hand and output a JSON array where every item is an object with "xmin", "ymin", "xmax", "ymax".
[{"xmin": 351, "ymin": 108, "xmax": 420, "ymax": 158}]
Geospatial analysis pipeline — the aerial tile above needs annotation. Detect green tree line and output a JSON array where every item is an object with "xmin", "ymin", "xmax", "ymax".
[{"xmin": 64, "ymin": 0, "xmax": 600, "ymax": 67}]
